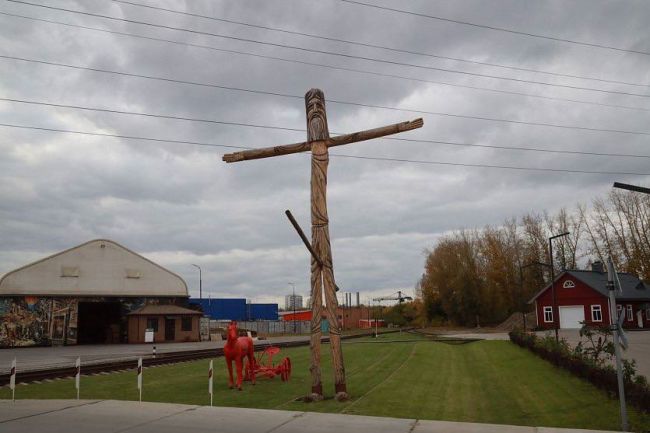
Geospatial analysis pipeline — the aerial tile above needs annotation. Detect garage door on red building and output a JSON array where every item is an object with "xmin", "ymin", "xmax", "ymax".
[{"xmin": 559, "ymin": 306, "xmax": 584, "ymax": 329}]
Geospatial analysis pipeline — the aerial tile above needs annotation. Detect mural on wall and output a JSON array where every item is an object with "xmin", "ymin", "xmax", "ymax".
[
  {"xmin": 50, "ymin": 298, "xmax": 78, "ymax": 345},
  {"xmin": 0, "ymin": 296, "xmax": 183, "ymax": 347},
  {"xmin": 0, "ymin": 297, "xmax": 51, "ymax": 347}
]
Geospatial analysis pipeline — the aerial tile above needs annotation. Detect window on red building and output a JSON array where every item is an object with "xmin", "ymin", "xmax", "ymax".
[
  {"xmin": 591, "ymin": 305, "xmax": 602, "ymax": 322},
  {"xmin": 543, "ymin": 306, "xmax": 553, "ymax": 323},
  {"xmin": 626, "ymin": 305, "xmax": 633, "ymax": 321}
]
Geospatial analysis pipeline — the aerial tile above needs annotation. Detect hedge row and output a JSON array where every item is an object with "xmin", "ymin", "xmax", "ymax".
[{"xmin": 509, "ymin": 329, "xmax": 650, "ymax": 414}]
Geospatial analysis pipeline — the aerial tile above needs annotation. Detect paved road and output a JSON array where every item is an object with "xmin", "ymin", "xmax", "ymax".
[
  {"xmin": 0, "ymin": 336, "xmax": 311, "ymax": 373},
  {"xmin": 0, "ymin": 400, "xmax": 619, "ymax": 433}
]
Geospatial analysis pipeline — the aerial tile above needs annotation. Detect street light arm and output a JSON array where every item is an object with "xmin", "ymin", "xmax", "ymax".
[
  {"xmin": 550, "ymin": 232, "xmax": 570, "ymax": 241},
  {"xmin": 613, "ymin": 182, "xmax": 650, "ymax": 194}
]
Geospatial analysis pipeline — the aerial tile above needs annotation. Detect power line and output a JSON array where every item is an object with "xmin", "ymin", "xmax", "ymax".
[
  {"xmin": 331, "ymin": 154, "xmax": 650, "ymax": 176},
  {"xmin": 2, "ymin": 122, "xmax": 649, "ymax": 176},
  {"xmin": 112, "ymin": 0, "xmax": 648, "ymax": 89},
  {"xmin": 0, "ymin": 97, "xmax": 305, "ymax": 132},
  {"xmin": 4, "ymin": 97, "xmax": 650, "ymax": 155},
  {"xmin": 2, "ymin": 13, "xmax": 649, "ymax": 113},
  {"xmin": 6, "ymin": 0, "xmax": 650, "ymax": 99},
  {"xmin": 3, "ymin": 55, "xmax": 650, "ymax": 137},
  {"xmin": 0, "ymin": 122, "xmax": 250, "ymax": 149},
  {"xmin": 340, "ymin": 0, "xmax": 650, "ymax": 57}
]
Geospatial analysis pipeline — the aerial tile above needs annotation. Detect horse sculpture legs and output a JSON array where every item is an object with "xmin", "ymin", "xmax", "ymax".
[
  {"xmin": 225, "ymin": 340, "xmax": 255, "ymax": 390},
  {"xmin": 224, "ymin": 322, "xmax": 255, "ymax": 391}
]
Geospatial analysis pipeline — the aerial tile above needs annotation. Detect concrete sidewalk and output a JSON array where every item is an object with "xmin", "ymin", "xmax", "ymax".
[{"xmin": 0, "ymin": 400, "xmax": 619, "ymax": 433}]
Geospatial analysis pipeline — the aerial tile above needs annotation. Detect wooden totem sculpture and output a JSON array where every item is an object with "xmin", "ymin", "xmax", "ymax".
[{"xmin": 223, "ymin": 89, "xmax": 423, "ymax": 400}]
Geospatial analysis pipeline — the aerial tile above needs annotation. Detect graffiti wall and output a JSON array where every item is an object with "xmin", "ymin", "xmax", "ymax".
[
  {"xmin": 0, "ymin": 296, "xmax": 184, "ymax": 347},
  {"xmin": 0, "ymin": 297, "xmax": 51, "ymax": 347}
]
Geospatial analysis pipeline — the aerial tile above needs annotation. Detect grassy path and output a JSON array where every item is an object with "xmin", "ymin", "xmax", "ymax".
[{"xmin": 2, "ymin": 334, "xmax": 648, "ymax": 431}]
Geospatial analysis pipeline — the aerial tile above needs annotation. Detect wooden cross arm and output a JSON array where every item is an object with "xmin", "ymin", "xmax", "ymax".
[{"xmin": 222, "ymin": 118, "xmax": 423, "ymax": 163}]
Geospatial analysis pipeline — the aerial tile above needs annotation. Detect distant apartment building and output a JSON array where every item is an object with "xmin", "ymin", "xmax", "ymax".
[{"xmin": 285, "ymin": 294, "xmax": 303, "ymax": 310}]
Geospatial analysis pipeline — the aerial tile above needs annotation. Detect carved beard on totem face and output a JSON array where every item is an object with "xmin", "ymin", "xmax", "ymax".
[{"xmin": 306, "ymin": 90, "xmax": 329, "ymax": 140}]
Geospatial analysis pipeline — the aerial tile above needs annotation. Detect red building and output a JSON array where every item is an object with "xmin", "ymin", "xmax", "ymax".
[
  {"xmin": 279, "ymin": 306, "xmax": 374, "ymax": 329},
  {"xmin": 280, "ymin": 310, "xmax": 312, "ymax": 322},
  {"xmin": 529, "ymin": 262, "xmax": 650, "ymax": 330}
]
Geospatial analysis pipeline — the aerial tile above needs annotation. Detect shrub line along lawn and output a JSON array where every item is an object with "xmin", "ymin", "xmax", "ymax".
[{"xmin": 2, "ymin": 333, "xmax": 648, "ymax": 431}]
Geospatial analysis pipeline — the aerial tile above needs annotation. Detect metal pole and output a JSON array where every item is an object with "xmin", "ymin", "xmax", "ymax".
[
  {"xmin": 548, "ymin": 232, "xmax": 569, "ymax": 343},
  {"xmin": 607, "ymin": 257, "xmax": 629, "ymax": 431},
  {"xmin": 374, "ymin": 301, "xmax": 378, "ymax": 338},
  {"xmin": 549, "ymin": 238, "xmax": 558, "ymax": 343},
  {"xmin": 289, "ymin": 282, "xmax": 296, "ymax": 334},
  {"xmin": 519, "ymin": 265, "xmax": 525, "ymax": 330},
  {"xmin": 192, "ymin": 264, "xmax": 202, "ymax": 299}
]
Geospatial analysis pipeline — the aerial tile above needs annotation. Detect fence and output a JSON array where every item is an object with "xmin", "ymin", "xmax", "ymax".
[{"xmin": 209, "ymin": 320, "xmax": 310, "ymax": 335}]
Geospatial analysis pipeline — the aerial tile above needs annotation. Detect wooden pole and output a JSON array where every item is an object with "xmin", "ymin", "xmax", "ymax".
[{"xmin": 306, "ymin": 89, "xmax": 347, "ymax": 400}]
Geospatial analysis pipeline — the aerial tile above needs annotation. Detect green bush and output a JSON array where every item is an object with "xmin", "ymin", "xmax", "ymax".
[{"xmin": 509, "ymin": 327, "xmax": 650, "ymax": 414}]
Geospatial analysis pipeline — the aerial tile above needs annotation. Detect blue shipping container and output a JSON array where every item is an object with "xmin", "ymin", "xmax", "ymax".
[
  {"xmin": 189, "ymin": 298, "xmax": 247, "ymax": 320},
  {"xmin": 247, "ymin": 303, "xmax": 278, "ymax": 320}
]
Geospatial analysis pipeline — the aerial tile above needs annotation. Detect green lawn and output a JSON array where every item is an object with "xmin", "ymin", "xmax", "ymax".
[{"xmin": 3, "ymin": 333, "xmax": 648, "ymax": 431}]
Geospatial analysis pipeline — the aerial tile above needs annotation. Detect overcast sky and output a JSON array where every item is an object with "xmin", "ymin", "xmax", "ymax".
[{"xmin": 1, "ymin": 0, "xmax": 649, "ymax": 305}]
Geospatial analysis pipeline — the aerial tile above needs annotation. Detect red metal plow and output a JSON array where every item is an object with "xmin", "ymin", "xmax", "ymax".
[{"xmin": 244, "ymin": 346, "xmax": 292, "ymax": 382}]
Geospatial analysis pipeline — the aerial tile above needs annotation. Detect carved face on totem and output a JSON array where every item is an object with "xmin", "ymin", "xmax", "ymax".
[{"xmin": 305, "ymin": 88, "xmax": 329, "ymax": 141}]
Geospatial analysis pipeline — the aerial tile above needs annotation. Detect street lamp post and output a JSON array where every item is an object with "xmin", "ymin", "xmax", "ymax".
[
  {"xmin": 549, "ymin": 232, "xmax": 570, "ymax": 343},
  {"xmin": 519, "ymin": 261, "xmax": 554, "ymax": 331},
  {"xmin": 191, "ymin": 264, "xmax": 202, "ymax": 299},
  {"xmin": 288, "ymin": 282, "xmax": 296, "ymax": 334}
]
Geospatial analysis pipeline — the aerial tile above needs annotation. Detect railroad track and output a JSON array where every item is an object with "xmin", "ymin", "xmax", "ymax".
[{"xmin": 0, "ymin": 329, "xmax": 404, "ymax": 386}]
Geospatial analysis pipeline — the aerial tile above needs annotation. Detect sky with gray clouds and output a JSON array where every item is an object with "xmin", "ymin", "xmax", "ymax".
[{"xmin": 0, "ymin": 0, "xmax": 649, "ymax": 305}]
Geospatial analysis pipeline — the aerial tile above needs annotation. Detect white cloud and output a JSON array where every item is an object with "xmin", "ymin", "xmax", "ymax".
[{"xmin": 0, "ymin": 0, "xmax": 648, "ymax": 305}]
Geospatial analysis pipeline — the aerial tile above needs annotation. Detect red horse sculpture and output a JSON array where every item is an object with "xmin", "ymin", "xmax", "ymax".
[{"xmin": 223, "ymin": 321, "xmax": 255, "ymax": 390}]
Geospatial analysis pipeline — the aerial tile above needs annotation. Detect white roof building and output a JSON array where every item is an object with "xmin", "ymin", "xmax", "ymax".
[{"xmin": 0, "ymin": 239, "xmax": 188, "ymax": 298}]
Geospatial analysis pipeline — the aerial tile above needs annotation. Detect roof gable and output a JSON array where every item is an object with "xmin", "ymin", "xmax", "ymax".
[{"xmin": 0, "ymin": 239, "xmax": 188, "ymax": 297}]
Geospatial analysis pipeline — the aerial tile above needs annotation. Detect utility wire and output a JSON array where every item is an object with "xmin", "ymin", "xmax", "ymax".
[
  {"xmin": 0, "ymin": 122, "xmax": 250, "ymax": 149},
  {"xmin": 4, "ymin": 97, "xmax": 650, "ymax": 156},
  {"xmin": 2, "ymin": 56, "xmax": 649, "ymax": 137},
  {"xmin": 2, "ymin": 12, "xmax": 648, "ymax": 113},
  {"xmin": 0, "ymin": 97, "xmax": 305, "ymax": 132},
  {"xmin": 2, "ymin": 122, "xmax": 648, "ymax": 176},
  {"xmin": 6, "ymin": 0, "xmax": 650, "ymax": 99},
  {"xmin": 112, "ymin": 0, "xmax": 648, "ymax": 89},
  {"xmin": 331, "ymin": 154, "xmax": 650, "ymax": 176},
  {"xmin": 340, "ymin": 0, "xmax": 650, "ymax": 57}
]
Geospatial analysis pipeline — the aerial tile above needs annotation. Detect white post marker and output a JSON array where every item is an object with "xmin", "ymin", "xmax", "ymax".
[
  {"xmin": 208, "ymin": 360, "xmax": 213, "ymax": 406},
  {"xmin": 75, "ymin": 357, "xmax": 81, "ymax": 400},
  {"xmin": 9, "ymin": 358, "xmax": 16, "ymax": 402},
  {"xmin": 137, "ymin": 357, "xmax": 143, "ymax": 402}
]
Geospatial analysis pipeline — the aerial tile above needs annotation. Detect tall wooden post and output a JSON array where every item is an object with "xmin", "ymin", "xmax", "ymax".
[
  {"xmin": 221, "ymin": 87, "xmax": 423, "ymax": 400},
  {"xmin": 306, "ymin": 89, "xmax": 346, "ymax": 399}
]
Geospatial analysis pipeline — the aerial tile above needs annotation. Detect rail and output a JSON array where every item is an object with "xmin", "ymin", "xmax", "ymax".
[{"xmin": 0, "ymin": 329, "xmax": 405, "ymax": 386}]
